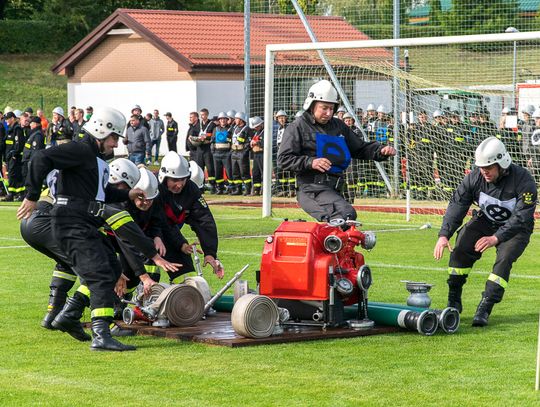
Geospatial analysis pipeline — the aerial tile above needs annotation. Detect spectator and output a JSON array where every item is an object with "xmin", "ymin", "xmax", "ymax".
[
  {"xmin": 71, "ymin": 108, "xmax": 86, "ymax": 141},
  {"xmin": 164, "ymin": 112, "xmax": 178, "ymax": 153},
  {"xmin": 37, "ymin": 109, "xmax": 49, "ymax": 132},
  {"xmin": 84, "ymin": 106, "xmax": 93, "ymax": 121},
  {"xmin": 124, "ymin": 114, "xmax": 151, "ymax": 165},
  {"xmin": 149, "ymin": 109, "xmax": 164, "ymax": 165}
]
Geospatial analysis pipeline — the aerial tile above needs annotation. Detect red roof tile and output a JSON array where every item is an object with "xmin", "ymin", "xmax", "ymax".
[{"xmin": 53, "ymin": 9, "xmax": 393, "ymax": 74}]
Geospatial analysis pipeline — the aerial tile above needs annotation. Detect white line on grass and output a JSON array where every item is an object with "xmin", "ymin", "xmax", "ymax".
[
  {"xmin": 0, "ymin": 237, "xmax": 25, "ymax": 241},
  {"xmin": 0, "ymin": 245, "xmax": 30, "ymax": 249}
]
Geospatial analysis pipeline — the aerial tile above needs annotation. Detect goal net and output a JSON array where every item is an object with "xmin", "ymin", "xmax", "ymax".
[{"xmin": 253, "ymin": 31, "xmax": 540, "ymax": 227}]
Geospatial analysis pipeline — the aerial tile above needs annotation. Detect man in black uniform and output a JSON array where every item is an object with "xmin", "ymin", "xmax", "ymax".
[
  {"xmin": 158, "ymin": 151, "xmax": 225, "ymax": 281},
  {"xmin": 21, "ymin": 116, "xmax": 45, "ymax": 181},
  {"xmin": 164, "ymin": 112, "xmax": 178, "ymax": 153},
  {"xmin": 198, "ymin": 108, "xmax": 216, "ymax": 193},
  {"xmin": 434, "ymin": 136, "xmax": 536, "ymax": 327},
  {"xmin": 278, "ymin": 80, "xmax": 395, "ymax": 222},
  {"xmin": 17, "ymin": 107, "xmax": 147, "ymax": 351},
  {"xmin": 3, "ymin": 111, "xmax": 26, "ymax": 201}
]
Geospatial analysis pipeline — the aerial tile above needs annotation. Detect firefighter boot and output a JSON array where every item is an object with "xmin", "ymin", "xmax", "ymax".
[
  {"xmin": 41, "ymin": 288, "xmax": 68, "ymax": 329},
  {"xmin": 232, "ymin": 184, "xmax": 242, "ymax": 195},
  {"xmin": 51, "ymin": 293, "xmax": 91, "ymax": 341},
  {"xmin": 472, "ymin": 296, "xmax": 495, "ymax": 327},
  {"xmin": 110, "ymin": 321, "xmax": 135, "ymax": 337},
  {"xmin": 90, "ymin": 318, "xmax": 136, "ymax": 351},
  {"xmin": 447, "ymin": 274, "xmax": 467, "ymax": 313}
]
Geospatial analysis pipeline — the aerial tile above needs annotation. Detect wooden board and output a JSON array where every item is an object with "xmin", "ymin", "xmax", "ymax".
[{"xmin": 118, "ymin": 312, "xmax": 400, "ymax": 348}]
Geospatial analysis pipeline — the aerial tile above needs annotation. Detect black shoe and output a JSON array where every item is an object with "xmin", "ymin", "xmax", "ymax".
[
  {"xmin": 447, "ymin": 274, "xmax": 467, "ymax": 314},
  {"xmin": 472, "ymin": 297, "xmax": 495, "ymax": 327},
  {"xmin": 51, "ymin": 295, "xmax": 91, "ymax": 341},
  {"xmin": 110, "ymin": 322, "xmax": 135, "ymax": 337},
  {"xmin": 2, "ymin": 194, "xmax": 14, "ymax": 202},
  {"xmin": 91, "ymin": 319, "xmax": 136, "ymax": 351},
  {"xmin": 209, "ymin": 185, "xmax": 217, "ymax": 194},
  {"xmin": 215, "ymin": 188, "xmax": 224, "ymax": 195},
  {"xmin": 41, "ymin": 288, "xmax": 68, "ymax": 330}
]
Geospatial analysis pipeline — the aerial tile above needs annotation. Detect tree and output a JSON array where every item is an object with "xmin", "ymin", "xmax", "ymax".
[{"xmin": 277, "ymin": 0, "xmax": 319, "ymax": 15}]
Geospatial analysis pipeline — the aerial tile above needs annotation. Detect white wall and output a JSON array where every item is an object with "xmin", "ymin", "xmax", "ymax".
[
  {"xmin": 354, "ymin": 80, "xmax": 393, "ymax": 112},
  {"xmin": 196, "ymin": 80, "xmax": 245, "ymax": 117},
  {"xmin": 68, "ymin": 80, "xmax": 197, "ymax": 156}
]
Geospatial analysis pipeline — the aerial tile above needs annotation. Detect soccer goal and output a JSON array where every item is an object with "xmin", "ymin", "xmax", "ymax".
[{"xmin": 259, "ymin": 30, "xmax": 540, "ymax": 226}]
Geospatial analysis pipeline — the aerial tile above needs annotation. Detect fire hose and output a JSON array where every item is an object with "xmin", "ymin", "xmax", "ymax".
[{"xmin": 231, "ymin": 294, "xmax": 279, "ymax": 339}]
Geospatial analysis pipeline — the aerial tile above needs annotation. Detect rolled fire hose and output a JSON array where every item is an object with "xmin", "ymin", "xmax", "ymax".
[
  {"xmin": 368, "ymin": 302, "xmax": 460, "ymax": 334},
  {"xmin": 184, "ymin": 276, "xmax": 212, "ymax": 304},
  {"xmin": 148, "ymin": 284, "xmax": 205, "ymax": 327},
  {"xmin": 214, "ymin": 296, "xmax": 439, "ymax": 336},
  {"xmin": 231, "ymin": 294, "xmax": 279, "ymax": 339}
]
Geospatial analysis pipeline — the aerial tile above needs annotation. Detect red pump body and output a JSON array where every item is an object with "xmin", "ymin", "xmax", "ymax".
[{"xmin": 260, "ymin": 220, "xmax": 370, "ymax": 306}]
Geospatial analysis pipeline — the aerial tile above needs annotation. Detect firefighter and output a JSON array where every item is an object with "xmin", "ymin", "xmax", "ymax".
[
  {"xmin": 197, "ymin": 108, "xmax": 217, "ymax": 193},
  {"xmin": 524, "ymin": 108, "xmax": 540, "ymax": 184},
  {"xmin": 277, "ymin": 80, "xmax": 395, "ymax": 222},
  {"xmin": 433, "ymin": 137, "xmax": 536, "ymax": 327},
  {"xmin": 211, "ymin": 112, "xmax": 232, "ymax": 195},
  {"xmin": 230, "ymin": 112, "xmax": 252, "ymax": 195},
  {"xmin": 3, "ymin": 111, "xmax": 26, "ymax": 201},
  {"xmin": 46, "ymin": 107, "xmax": 72, "ymax": 146},
  {"xmin": 249, "ymin": 116, "xmax": 264, "ymax": 196},
  {"xmin": 274, "ymin": 110, "xmax": 293, "ymax": 197},
  {"xmin": 0, "ymin": 110, "xmax": 6, "ymax": 197},
  {"xmin": 17, "ymin": 107, "xmax": 149, "ymax": 352},
  {"xmin": 157, "ymin": 152, "xmax": 225, "ymax": 281},
  {"xmin": 342, "ymin": 112, "xmax": 362, "ymax": 202},
  {"xmin": 407, "ymin": 110, "xmax": 435, "ymax": 199},
  {"xmin": 21, "ymin": 116, "xmax": 45, "ymax": 181},
  {"xmin": 164, "ymin": 112, "xmax": 178, "ymax": 152},
  {"xmin": 185, "ymin": 111, "xmax": 201, "ymax": 162}
]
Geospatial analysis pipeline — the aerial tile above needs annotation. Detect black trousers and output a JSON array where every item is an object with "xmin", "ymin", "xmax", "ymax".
[
  {"xmin": 231, "ymin": 150, "xmax": 251, "ymax": 182},
  {"xmin": 252, "ymin": 152, "xmax": 264, "ymax": 187},
  {"xmin": 162, "ymin": 235, "xmax": 195, "ymax": 284},
  {"xmin": 20, "ymin": 208, "xmax": 78, "ymax": 292},
  {"xmin": 51, "ymin": 206, "xmax": 121, "ymax": 313},
  {"xmin": 297, "ymin": 183, "xmax": 357, "ymax": 222},
  {"xmin": 449, "ymin": 214, "xmax": 531, "ymax": 301},
  {"xmin": 167, "ymin": 135, "xmax": 178, "ymax": 152},
  {"xmin": 213, "ymin": 150, "xmax": 231, "ymax": 185},
  {"xmin": 194, "ymin": 146, "xmax": 215, "ymax": 183},
  {"xmin": 7, "ymin": 157, "xmax": 25, "ymax": 194}
]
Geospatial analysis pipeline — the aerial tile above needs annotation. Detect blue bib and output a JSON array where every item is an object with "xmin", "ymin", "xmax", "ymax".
[
  {"xmin": 376, "ymin": 127, "xmax": 388, "ymax": 142},
  {"xmin": 215, "ymin": 130, "xmax": 229, "ymax": 143},
  {"xmin": 316, "ymin": 133, "xmax": 351, "ymax": 174}
]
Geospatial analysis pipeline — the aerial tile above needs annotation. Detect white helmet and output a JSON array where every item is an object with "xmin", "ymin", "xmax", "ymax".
[
  {"xmin": 521, "ymin": 104, "xmax": 535, "ymax": 116},
  {"xmin": 4, "ymin": 106, "xmax": 13, "ymax": 113},
  {"xmin": 158, "ymin": 151, "xmax": 190, "ymax": 183},
  {"xmin": 475, "ymin": 136, "xmax": 511, "ymax": 169},
  {"xmin": 52, "ymin": 106, "xmax": 64, "ymax": 117},
  {"xmin": 376, "ymin": 104, "xmax": 387, "ymax": 114},
  {"xmin": 82, "ymin": 107, "xmax": 126, "ymax": 140},
  {"xmin": 303, "ymin": 80, "xmax": 339, "ymax": 110},
  {"xmin": 532, "ymin": 108, "xmax": 540, "ymax": 119},
  {"xmin": 13, "ymin": 109, "xmax": 22, "ymax": 118},
  {"xmin": 226, "ymin": 110, "xmax": 237, "ymax": 119},
  {"xmin": 234, "ymin": 112, "xmax": 247, "ymax": 122},
  {"xmin": 276, "ymin": 110, "xmax": 288, "ymax": 118},
  {"xmin": 249, "ymin": 116, "xmax": 263, "ymax": 129},
  {"xmin": 109, "ymin": 158, "xmax": 140, "ymax": 188},
  {"xmin": 433, "ymin": 109, "xmax": 443, "ymax": 118},
  {"xmin": 217, "ymin": 111, "xmax": 228, "ymax": 120},
  {"xmin": 342, "ymin": 112, "xmax": 355, "ymax": 121},
  {"xmin": 135, "ymin": 168, "xmax": 159, "ymax": 199},
  {"xmin": 189, "ymin": 161, "xmax": 205, "ymax": 188},
  {"xmin": 337, "ymin": 106, "xmax": 347, "ymax": 113},
  {"xmin": 366, "ymin": 103, "xmax": 375, "ymax": 111}
]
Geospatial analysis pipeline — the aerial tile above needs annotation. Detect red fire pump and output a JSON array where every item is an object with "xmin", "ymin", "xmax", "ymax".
[{"xmin": 257, "ymin": 218, "xmax": 376, "ymax": 328}]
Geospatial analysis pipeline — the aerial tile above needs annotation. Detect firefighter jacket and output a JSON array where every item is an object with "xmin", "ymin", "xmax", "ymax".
[
  {"xmin": 186, "ymin": 121, "xmax": 202, "ymax": 149},
  {"xmin": 231, "ymin": 124, "xmax": 251, "ymax": 152},
  {"xmin": 25, "ymin": 133, "xmax": 128, "ymax": 205},
  {"xmin": 199, "ymin": 119, "xmax": 215, "ymax": 141},
  {"xmin": 71, "ymin": 120, "xmax": 86, "ymax": 142},
  {"xmin": 166, "ymin": 119, "xmax": 178, "ymax": 138},
  {"xmin": 211, "ymin": 125, "xmax": 231, "ymax": 152},
  {"xmin": 0, "ymin": 123, "xmax": 6, "ymax": 165},
  {"xmin": 439, "ymin": 164, "xmax": 536, "ymax": 243},
  {"xmin": 46, "ymin": 117, "xmax": 73, "ymax": 144},
  {"xmin": 158, "ymin": 180, "xmax": 218, "ymax": 259},
  {"xmin": 278, "ymin": 111, "xmax": 388, "ymax": 186},
  {"xmin": 22, "ymin": 127, "xmax": 45, "ymax": 163},
  {"xmin": 250, "ymin": 127, "xmax": 264, "ymax": 153},
  {"xmin": 4, "ymin": 122, "xmax": 24, "ymax": 162}
]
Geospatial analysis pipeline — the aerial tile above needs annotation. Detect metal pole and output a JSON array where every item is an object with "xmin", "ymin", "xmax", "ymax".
[
  {"xmin": 393, "ymin": 0, "xmax": 400, "ymax": 197},
  {"xmin": 512, "ymin": 40, "xmax": 517, "ymax": 109},
  {"xmin": 244, "ymin": 0, "xmax": 251, "ymax": 118},
  {"xmin": 262, "ymin": 45, "xmax": 275, "ymax": 217},
  {"xmin": 290, "ymin": 0, "xmax": 393, "ymax": 192}
]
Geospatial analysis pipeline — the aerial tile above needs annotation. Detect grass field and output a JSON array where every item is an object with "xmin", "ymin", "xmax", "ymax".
[{"xmin": 1, "ymin": 200, "xmax": 540, "ymax": 406}]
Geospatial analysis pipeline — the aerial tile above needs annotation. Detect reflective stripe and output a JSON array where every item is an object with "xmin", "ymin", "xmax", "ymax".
[
  {"xmin": 145, "ymin": 264, "xmax": 161, "ymax": 274},
  {"xmin": 488, "ymin": 273, "xmax": 508, "ymax": 288},
  {"xmin": 126, "ymin": 286, "xmax": 137, "ymax": 294},
  {"xmin": 109, "ymin": 216, "xmax": 133, "ymax": 231},
  {"xmin": 53, "ymin": 270, "xmax": 77, "ymax": 282},
  {"xmin": 243, "ymin": 179, "xmax": 252, "ymax": 184},
  {"xmin": 5, "ymin": 140, "xmax": 13, "ymax": 145},
  {"xmin": 207, "ymin": 177, "xmax": 216, "ymax": 181},
  {"xmin": 448, "ymin": 267, "xmax": 471, "ymax": 276},
  {"xmin": 8, "ymin": 186, "xmax": 26, "ymax": 193},
  {"xmin": 24, "ymin": 143, "xmax": 31, "ymax": 149},
  {"xmin": 91, "ymin": 308, "xmax": 114, "ymax": 318},
  {"xmin": 105, "ymin": 210, "xmax": 130, "ymax": 225},
  {"xmin": 77, "ymin": 284, "xmax": 91, "ymax": 298},
  {"xmin": 421, "ymin": 138, "xmax": 431, "ymax": 143},
  {"xmin": 253, "ymin": 183, "xmax": 262, "ymax": 187},
  {"xmin": 216, "ymin": 179, "xmax": 225, "ymax": 184}
]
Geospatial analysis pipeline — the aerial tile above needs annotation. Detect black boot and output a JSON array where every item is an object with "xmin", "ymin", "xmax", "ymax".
[
  {"xmin": 90, "ymin": 318, "xmax": 136, "ymax": 351},
  {"xmin": 42, "ymin": 288, "xmax": 68, "ymax": 329},
  {"xmin": 110, "ymin": 322, "xmax": 135, "ymax": 337},
  {"xmin": 51, "ymin": 293, "xmax": 91, "ymax": 341},
  {"xmin": 447, "ymin": 274, "xmax": 467, "ymax": 313},
  {"xmin": 472, "ymin": 296, "xmax": 495, "ymax": 327}
]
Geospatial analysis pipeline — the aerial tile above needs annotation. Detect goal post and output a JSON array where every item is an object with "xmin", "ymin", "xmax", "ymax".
[{"xmin": 261, "ymin": 30, "xmax": 540, "ymax": 219}]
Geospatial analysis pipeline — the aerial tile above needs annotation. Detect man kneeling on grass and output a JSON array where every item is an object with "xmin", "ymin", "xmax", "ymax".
[{"xmin": 433, "ymin": 136, "xmax": 536, "ymax": 327}]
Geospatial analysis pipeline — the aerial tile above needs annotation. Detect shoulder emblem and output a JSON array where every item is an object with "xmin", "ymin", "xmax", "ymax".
[
  {"xmin": 523, "ymin": 192, "xmax": 534, "ymax": 205},
  {"xmin": 198, "ymin": 196, "xmax": 208, "ymax": 208}
]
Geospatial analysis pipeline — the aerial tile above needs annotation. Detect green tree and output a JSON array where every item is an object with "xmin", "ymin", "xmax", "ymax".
[{"xmin": 277, "ymin": 0, "xmax": 319, "ymax": 15}]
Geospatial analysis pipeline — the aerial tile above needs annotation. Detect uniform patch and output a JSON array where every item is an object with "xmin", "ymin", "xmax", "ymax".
[
  {"xmin": 199, "ymin": 196, "xmax": 208, "ymax": 208},
  {"xmin": 523, "ymin": 192, "xmax": 534, "ymax": 205}
]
